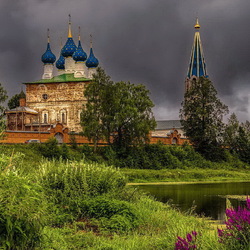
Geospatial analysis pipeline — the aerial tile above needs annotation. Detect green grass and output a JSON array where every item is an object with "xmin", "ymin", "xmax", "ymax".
[
  {"xmin": 0, "ymin": 144, "xmax": 249, "ymax": 249},
  {"xmin": 121, "ymin": 168, "xmax": 250, "ymax": 183},
  {"xmin": 41, "ymin": 197, "xmax": 224, "ymax": 250}
]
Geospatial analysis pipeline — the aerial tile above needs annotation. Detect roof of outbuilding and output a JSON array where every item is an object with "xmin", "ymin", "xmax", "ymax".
[
  {"xmin": 6, "ymin": 106, "xmax": 38, "ymax": 114},
  {"xmin": 155, "ymin": 120, "xmax": 182, "ymax": 130}
]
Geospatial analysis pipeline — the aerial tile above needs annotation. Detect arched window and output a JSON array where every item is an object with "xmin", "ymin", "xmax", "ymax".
[
  {"xmin": 172, "ymin": 138, "xmax": 177, "ymax": 145},
  {"xmin": 78, "ymin": 110, "xmax": 82, "ymax": 122},
  {"xmin": 62, "ymin": 113, "xmax": 65, "ymax": 124},
  {"xmin": 44, "ymin": 114, "xmax": 47, "ymax": 123}
]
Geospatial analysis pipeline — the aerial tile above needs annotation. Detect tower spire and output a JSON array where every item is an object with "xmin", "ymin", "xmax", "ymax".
[
  {"xmin": 47, "ymin": 28, "xmax": 50, "ymax": 43},
  {"xmin": 187, "ymin": 18, "xmax": 207, "ymax": 79},
  {"xmin": 194, "ymin": 18, "xmax": 200, "ymax": 30},
  {"xmin": 68, "ymin": 14, "xmax": 72, "ymax": 38},
  {"xmin": 90, "ymin": 34, "xmax": 93, "ymax": 48}
]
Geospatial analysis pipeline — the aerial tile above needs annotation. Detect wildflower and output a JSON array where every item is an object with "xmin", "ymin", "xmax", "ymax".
[
  {"xmin": 187, "ymin": 233, "xmax": 194, "ymax": 242},
  {"xmin": 218, "ymin": 197, "xmax": 250, "ymax": 247},
  {"xmin": 175, "ymin": 231, "xmax": 198, "ymax": 250}
]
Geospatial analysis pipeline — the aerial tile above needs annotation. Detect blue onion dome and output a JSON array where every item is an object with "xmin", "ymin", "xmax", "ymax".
[
  {"xmin": 61, "ymin": 37, "xmax": 77, "ymax": 57},
  {"xmin": 56, "ymin": 52, "xmax": 65, "ymax": 69},
  {"xmin": 73, "ymin": 40, "xmax": 87, "ymax": 62},
  {"xmin": 41, "ymin": 42, "xmax": 56, "ymax": 64},
  {"xmin": 86, "ymin": 48, "xmax": 99, "ymax": 68}
]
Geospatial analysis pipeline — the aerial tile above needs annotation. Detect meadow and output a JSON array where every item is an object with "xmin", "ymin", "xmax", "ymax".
[{"xmin": 0, "ymin": 142, "xmax": 249, "ymax": 249}]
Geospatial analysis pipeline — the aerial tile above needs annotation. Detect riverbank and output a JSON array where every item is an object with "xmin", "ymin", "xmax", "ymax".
[
  {"xmin": 121, "ymin": 168, "xmax": 250, "ymax": 184},
  {"xmin": 0, "ymin": 153, "xmax": 227, "ymax": 249},
  {"xmin": 1, "ymin": 145, "xmax": 249, "ymax": 249}
]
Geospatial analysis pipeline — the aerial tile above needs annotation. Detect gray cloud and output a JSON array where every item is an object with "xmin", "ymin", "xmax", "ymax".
[{"xmin": 1, "ymin": 0, "xmax": 250, "ymax": 121}]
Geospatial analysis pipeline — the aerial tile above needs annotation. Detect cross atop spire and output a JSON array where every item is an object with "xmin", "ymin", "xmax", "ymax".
[
  {"xmin": 187, "ymin": 19, "xmax": 207, "ymax": 78},
  {"xmin": 194, "ymin": 18, "xmax": 200, "ymax": 30},
  {"xmin": 90, "ymin": 34, "xmax": 93, "ymax": 48},
  {"xmin": 78, "ymin": 26, "xmax": 81, "ymax": 41},
  {"xmin": 68, "ymin": 14, "xmax": 72, "ymax": 38},
  {"xmin": 47, "ymin": 28, "xmax": 50, "ymax": 43}
]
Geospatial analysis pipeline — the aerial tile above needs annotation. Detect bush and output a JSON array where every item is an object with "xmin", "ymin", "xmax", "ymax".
[
  {"xmin": 38, "ymin": 160, "xmax": 126, "ymax": 220},
  {"xmin": 60, "ymin": 143, "xmax": 70, "ymax": 160},
  {"xmin": 81, "ymin": 197, "xmax": 141, "ymax": 232},
  {"xmin": 39, "ymin": 137, "xmax": 61, "ymax": 159},
  {"xmin": 0, "ymin": 172, "xmax": 48, "ymax": 249}
]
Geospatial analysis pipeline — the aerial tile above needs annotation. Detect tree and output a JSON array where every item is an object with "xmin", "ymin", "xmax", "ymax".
[
  {"xmin": 180, "ymin": 77, "xmax": 228, "ymax": 160},
  {"xmin": 7, "ymin": 91, "xmax": 26, "ymax": 110},
  {"xmin": 111, "ymin": 81, "xmax": 156, "ymax": 149},
  {"xmin": 0, "ymin": 83, "xmax": 8, "ymax": 135},
  {"xmin": 234, "ymin": 126, "xmax": 250, "ymax": 164},
  {"xmin": 81, "ymin": 67, "xmax": 113, "ymax": 151},
  {"xmin": 241, "ymin": 120, "xmax": 250, "ymax": 141},
  {"xmin": 81, "ymin": 67, "xmax": 156, "ymax": 151},
  {"xmin": 223, "ymin": 113, "xmax": 239, "ymax": 151},
  {"xmin": 223, "ymin": 118, "xmax": 250, "ymax": 164}
]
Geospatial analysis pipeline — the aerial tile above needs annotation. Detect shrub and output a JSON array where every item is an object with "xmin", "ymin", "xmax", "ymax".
[
  {"xmin": 60, "ymin": 143, "xmax": 70, "ymax": 160},
  {"xmin": 38, "ymin": 160, "xmax": 126, "ymax": 219},
  {"xmin": 81, "ymin": 197, "xmax": 141, "ymax": 232},
  {"xmin": 39, "ymin": 137, "xmax": 61, "ymax": 159},
  {"xmin": 69, "ymin": 133, "xmax": 78, "ymax": 150}
]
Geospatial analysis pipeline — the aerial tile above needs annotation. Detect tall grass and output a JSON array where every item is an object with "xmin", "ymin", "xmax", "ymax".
[
  {"xmin": 0, "ymin": 146, "xmax": 244, "ymax": 249},
  {"xmin": 0, "ymin": 170, "xmax": 48, "ymax": 249}
]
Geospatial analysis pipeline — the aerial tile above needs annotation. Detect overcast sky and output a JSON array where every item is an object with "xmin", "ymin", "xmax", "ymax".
[{"xmin": 1, "ymin": 0, "xmax": 250, "ymax": 121}]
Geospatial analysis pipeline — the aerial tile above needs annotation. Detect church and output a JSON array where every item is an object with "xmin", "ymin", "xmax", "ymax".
[{"xmin": 1, "ymin": 18, "xmax": 204, "ymax": 145}]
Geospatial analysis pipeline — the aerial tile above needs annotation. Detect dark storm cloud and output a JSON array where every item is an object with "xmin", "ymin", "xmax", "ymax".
[{"xmin": 1, "ymin": 0, "xmax": 250, "ymax": 121}]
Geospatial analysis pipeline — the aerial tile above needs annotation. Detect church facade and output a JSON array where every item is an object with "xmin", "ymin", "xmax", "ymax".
[
  {"xmin": 4, "ymin": 17, "xmax": 99, "ymax": 143},
  {"xmin": 1, "ymin": 19, "xmax": 205, "ymax": 145}
]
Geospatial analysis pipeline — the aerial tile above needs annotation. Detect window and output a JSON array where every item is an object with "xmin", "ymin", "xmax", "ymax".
[
  {"xmin": 59, "ymin": 110, "xmax": 67, "ymax": 124},
  {"xmin": 42, "ymin": 93, "xmax": 48, "ymax": 100},
  {"xmin": 44, "ymin": 113, "xmax": 47, "ymax": 123},
  {"xmin": 62, "ymin": 113, "xmax": 65, "ymax": 123},
  {"xmin": 172, "ymin": 138, "xmax": 177, "ymax": 145}
]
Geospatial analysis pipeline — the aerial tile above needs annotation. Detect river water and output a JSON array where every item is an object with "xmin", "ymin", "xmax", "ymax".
[{"xmin": 135, "ymin": 182, "xmax": 250, "ymax": 221}]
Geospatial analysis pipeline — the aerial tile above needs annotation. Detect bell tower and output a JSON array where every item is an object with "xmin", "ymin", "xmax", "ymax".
[{"xmin": 185, "ymin": 19, "xmax": 208, "ymax": 92}]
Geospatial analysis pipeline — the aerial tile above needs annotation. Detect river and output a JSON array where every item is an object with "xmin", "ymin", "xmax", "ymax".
[{"xmin": 134, "ymin": 181, "xmax": 250, "ymax": 221}]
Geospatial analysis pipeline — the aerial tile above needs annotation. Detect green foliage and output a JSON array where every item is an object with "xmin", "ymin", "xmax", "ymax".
[
  {"xmin": 69, "ymin": 133, "xmax": 78, "ymax": 150},
  {"xmin": 7, "ymin": 91, "xmax": 26, "ymax": 110},
  {"xmin": 101, "ymin": 144, "xmax": 214, "ymax": 170},
  {"xmin": 0, "ymin": 82, "xmax": 8, "ymax": 132},
  {"xmin": 81, "ymin": 197, "xmax": 141, "ymax": 232},
  {"xmin": 0, "ymin": 170, "xmax": 47, "ymax": 249},
  {"xmin": 223, "ymin": 114, "xmax": 250, "ymax": 164},
  {"xmin": 38, "ymin": 137, "xmax": 62, "ymax": 159},
  {"xmin": 180, "ymin": 77, "xmax": 228, "ymax": 160},
  {"xmin": 234, "ymin": 126, "xmax": 250, "ymax": 164},
  {"xmin": 81, "ymin": 67, "xmax": 156, "ymax": 151},
  {"xmin": 37, "ymin": 160, "xmax": 126, "ymax": 221},
  {"xmin": 60, "ymin": 143, "xmax": 70, "ymax": 160},
  {"xmin": 223, "ymin": 113, "xmax": 240, "ymax": 151},
  {"xmin": 110, "ymin": 81, "xmax": 156, "ymax": 149},
  {"xmin": 81, "ymin": 67, "xmax": 113, "ymax": 151},
  {"xmin": 0, "ymin": 146, "xmax": 244, "ymax": 249}
]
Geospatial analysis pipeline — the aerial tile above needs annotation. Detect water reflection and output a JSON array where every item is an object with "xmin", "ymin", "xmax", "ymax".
[{"xmin": 135, "ymin": 182, "xmax": 250, "ymax": 221}]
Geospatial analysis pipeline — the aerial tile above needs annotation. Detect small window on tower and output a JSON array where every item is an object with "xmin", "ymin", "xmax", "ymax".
[
  {"xmin": 62, "ymin": 113, "xmax": 66, "ymax": 124},
  {"xmin": 42, "ymin": 94, "xmax": 48, "ymax": 100},
  {"xmin": 44, "ymin": 114, "xmax": 47, "ymax": 123}
]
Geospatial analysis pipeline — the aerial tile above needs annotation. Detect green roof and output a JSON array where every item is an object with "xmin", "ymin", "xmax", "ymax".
[{"xmin": 23, "ymin": 73, "xmax": 92, "ymax": 84}]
